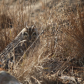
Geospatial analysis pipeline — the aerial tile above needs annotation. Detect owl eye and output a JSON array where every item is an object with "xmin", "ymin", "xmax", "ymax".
[
  {"xmin": 23, "ymin": 32, "xmax": 29, "ymax": 40},
  {"xmin": 23, "ymin": 32, "xmax": 28, "ymax": 36},
  {"xmin": 32, "ymin": 32, "xmax": 37, "ymax": 36}
]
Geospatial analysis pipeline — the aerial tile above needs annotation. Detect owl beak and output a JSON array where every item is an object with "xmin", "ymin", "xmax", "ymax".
[{"xmin": 29, "ymin": 36, "xmax": 31, "ymax": 40}]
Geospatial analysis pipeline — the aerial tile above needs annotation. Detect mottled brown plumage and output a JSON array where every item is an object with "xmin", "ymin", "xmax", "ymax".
[{"xmin": 0, "ymin": 26, "xmax": 39, "ymax": 69}]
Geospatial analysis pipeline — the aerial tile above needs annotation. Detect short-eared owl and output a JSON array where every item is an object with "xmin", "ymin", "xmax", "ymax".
[{"xmin": 0, "ymin": 25, "xmax": 39, "ymax": 69}]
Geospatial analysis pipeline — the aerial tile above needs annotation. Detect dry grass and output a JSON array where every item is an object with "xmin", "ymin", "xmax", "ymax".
[
  {"xmin": 65, "ymin": 6, "xmax": 84, "ymax": 67},
  {"xmin": 0, "ymin": 0, "xmax": 84, "ymax": 84},
  {"xmin": 0, "ymin": 0, "xmax": 33, "ymax": 52}
]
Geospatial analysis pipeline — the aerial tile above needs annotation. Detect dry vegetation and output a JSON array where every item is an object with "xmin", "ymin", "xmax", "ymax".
[{"xmin": 0, "ymin": 0, "xmax": 84, "ymax": 84}]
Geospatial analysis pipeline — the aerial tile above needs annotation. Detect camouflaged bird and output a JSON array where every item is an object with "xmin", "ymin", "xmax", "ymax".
[{"xmin": 0, "ymin": 25, "xmax": 39, "ymax": 69}]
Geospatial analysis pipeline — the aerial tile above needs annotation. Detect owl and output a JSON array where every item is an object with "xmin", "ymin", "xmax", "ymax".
[{"xmin": 0, "ymin": 25, "xmax": 39, "ymax": 69}]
